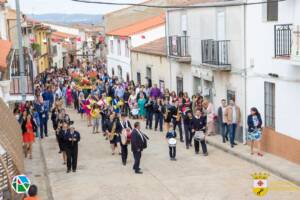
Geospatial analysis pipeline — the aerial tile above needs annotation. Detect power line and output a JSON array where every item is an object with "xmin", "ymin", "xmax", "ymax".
[{"xmin": 71, "ymin": 0, "xmax": 285, "ymax": 9}]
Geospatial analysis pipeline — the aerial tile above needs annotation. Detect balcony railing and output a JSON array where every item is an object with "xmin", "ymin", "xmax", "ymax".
[
  {"xmin": 274, "ymin": 24, "xmax": 292, "ymax": 57},
  {"xmin": 9, "ymin": 51, "xmax": 34, "ymax": 95},
  {"xmin": 201, "ymin": 39, "xmax": 230, "ymax": 66},
  {"xmin": 168, "ymin": 36, "xmax": 190, "ymax": 57}
]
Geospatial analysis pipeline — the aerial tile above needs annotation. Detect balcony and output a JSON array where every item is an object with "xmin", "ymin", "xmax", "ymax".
[
  {"xmin": 9, "ymin": 51, "xmax": 34, "ymax": 95},
  {"xmin": 168, "ymin": 36, "xmax": 191, "ymax": 63},
  {"xmin": 201, "ymin": 39, "xmax": 231, "ymax": 70},
  {"xmin": 274, "ymin": 24, "xmax": 292, "ymax": 58}
]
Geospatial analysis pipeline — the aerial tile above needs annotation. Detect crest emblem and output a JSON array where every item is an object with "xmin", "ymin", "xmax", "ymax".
[{"xmin": 252, "ymin": 173, "xmax": 269, "ymax": 197}]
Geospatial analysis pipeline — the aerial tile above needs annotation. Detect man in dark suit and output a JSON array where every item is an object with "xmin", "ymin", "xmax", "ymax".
[
  {"xmin": 131, "ymin": 122, "xmax": 145, "ymax": 174},
  {"xmin": 65, "ymin": 126, "xmax": 81, "ymax": 173}
]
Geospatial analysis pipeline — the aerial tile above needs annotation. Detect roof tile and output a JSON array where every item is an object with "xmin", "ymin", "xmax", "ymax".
[
  {"xmin": 106, "ymin": 14, "xmax": 165, "ymax": 37},
  {"xmin": 131, "ymin": 37, "xmax": 166, "ymax": 56}
]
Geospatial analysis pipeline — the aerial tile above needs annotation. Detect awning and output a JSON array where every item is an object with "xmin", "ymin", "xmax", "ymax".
[{"xmin": 0, "ymin": 40, "xmax": 12, "ymax": 71}]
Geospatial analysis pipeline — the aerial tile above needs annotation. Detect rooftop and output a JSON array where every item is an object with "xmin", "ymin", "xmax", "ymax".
[
  {"xmin": 106, "ymin": 14, "xmax": 165, "ymax": 37},
  {"xmin": 51, "ymin": 31, "xmax": 77, "ymax": 39},
  {"xmin": 131, "ymin": 37, "xmax": 166, "ymax": 57}
]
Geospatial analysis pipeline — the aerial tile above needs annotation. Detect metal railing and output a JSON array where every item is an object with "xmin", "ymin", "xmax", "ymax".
[
  {"xmin": 168, "ymin": 36, "xmax": 190, "ymax": 57},
  {"xmin": 201, "ymin": 39, "xmax": 230, "ymax": 66},
  {"xmin": 274, "ymin": 24, "xmax": 292, "ymax": 57},
  {"xmin": 9, "ymin": 51, "xmax": 34, "ymax": 95}
]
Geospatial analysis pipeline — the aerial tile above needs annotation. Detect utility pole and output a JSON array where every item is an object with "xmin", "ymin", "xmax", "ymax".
[{"xmin": 15, "ymin": 0, "xmax": 26, "ymax": 101}]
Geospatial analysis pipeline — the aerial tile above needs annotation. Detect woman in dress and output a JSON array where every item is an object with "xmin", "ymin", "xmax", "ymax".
[
  {"xmin": 247, "ymin": 107, "xmax": 263, "ymax": 156},
  {"xmin": 66, "ymin": 85, "xmax": 73, "ymax": 107},
  {"xmin": 83, "ymin": 95, "xmax": 92, "ymax": 126},
  {"xmin": 138, "ymin": 93, "xmax": 146, "ymax": 120},
  {"xmin": 128, "ymin": 90, "xmax": 137, "ymax": 117},
  {"xmin": 21, "ymin": 114, "xmax": 37, "ymax": 159}
]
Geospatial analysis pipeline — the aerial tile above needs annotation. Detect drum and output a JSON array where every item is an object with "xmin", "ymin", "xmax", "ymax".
[
  {"xmin": 168, "ymin": 138, "xmax": 177, "ymax": 147},
  {"xmin": 194, "ymin": 130, "xmax": 205, "ymax": 141}
]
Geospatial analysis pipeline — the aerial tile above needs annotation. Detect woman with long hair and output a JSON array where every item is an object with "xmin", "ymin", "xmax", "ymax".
[
  {"xmin": 247, "ymin": 107, "xmax": 263, "ymax": 156},
  {"xmin": 21, "ymin": 114, "xmax": 37, "ymax": 159},
  {"xmin": 66, "ymin": 85, "xmax": 73, "ymax": 107}
]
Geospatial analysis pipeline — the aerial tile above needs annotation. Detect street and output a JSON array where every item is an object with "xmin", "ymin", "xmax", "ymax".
[{"xmin": 25, "ymin": 108, "xmax": 300, "ymax": 200}]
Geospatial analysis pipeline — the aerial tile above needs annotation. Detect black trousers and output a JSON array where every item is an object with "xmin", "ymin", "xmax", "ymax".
[
  {"xmin": 173, "ymin": 120, "xmax": 183, "ymax": 140},
  {"xmin": 169, "ymin": 146, "xmax": 176, "ymax": 158},
  {"xmin": 146, "ymin": 111, "xmax": 153, "ymax": 128},
  {"xmin": 74, "ymin": 99, "xmax": 79, "ymax": 111},
  {"xmin": 66, "ymin": 146, "xmax": 78, "ymax": 171},
  {"xmin": 184, "ymin": 125, "xmax": 192, "ymax": 147},
  {"xmin": 154, "ymin": 113, "xmax": 163, "ymax": 131},
  {"xmin": 194, "ymin": 139, "xmax": 207, "ymax": 154},
  {"xmin": 133, "ymin": 151, "xmax": 142, "ymax": 172},
  {"xmin": 121, "ymin": 144, "xmax": 128, "ymax": 164}
]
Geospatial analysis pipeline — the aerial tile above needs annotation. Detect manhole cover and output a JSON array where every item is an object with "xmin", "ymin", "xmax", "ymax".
[{"xmin": 34, "ymin": 174, "xmax": 42, "ymax": 177}]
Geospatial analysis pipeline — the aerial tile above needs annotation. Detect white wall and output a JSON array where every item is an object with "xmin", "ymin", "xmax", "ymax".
[
  {"xmin": 107, "ymin": 24, "xmax": 165, "ymax": 81},
  {"xmin": 131, "ymin": 52, "xmax": 171, "ymax": 89},
  {"xmin": 131, "ymin": 25, "xmax": 165, "ymax": 47},
  {"xmin": 246, "ymin": 0, "xmax": 300, "ymax": 140},
  {"xmin": 0, "ymin": 8, "xmax": 7, "ymax": 40}
]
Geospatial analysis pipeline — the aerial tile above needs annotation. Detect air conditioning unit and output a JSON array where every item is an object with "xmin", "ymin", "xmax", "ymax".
[{"xmin": 291, "ymin": 25, "xmax": 300, "ymax": 65}]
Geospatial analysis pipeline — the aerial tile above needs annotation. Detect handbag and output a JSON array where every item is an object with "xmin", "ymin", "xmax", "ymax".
[{"xmin": 194, "ymin": 130, "xmax": 205, "ymax": 141}]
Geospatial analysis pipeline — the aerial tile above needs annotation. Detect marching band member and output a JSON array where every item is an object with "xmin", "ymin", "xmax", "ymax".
[
  {"xmin": 166, "ymin": 123, "xmax": 177, "ymax": 161},
  {"xmin": 119, "ymin": 113, "xmax": 132, "ymax": 165},
  {"xmin": 145, "ymin": 96, "xmax": 155, "ymax": 129},
  {"xmin": 162, "ymin": 98, "xmax": 172, "ymax": 131},
  {"xmin": 191, "ymin": 109, "xmax": 208, "ymax": 156},
  {"xmin": 153, "ymin": 98, "xmax": 164, "ymax": 132},
  {"xmin": 65, "ymin": 126, "xmax": 81, "ymax": 173},
  {"xmin": 183, "ymin": 108, "xmax": 194, "ymax": 149},
  {"xmin": 104, "ymin": 113, "xmax": 120, "ymax": 155},
  {"xmin": 172, "ymin": 100, "xmax": 184, "ymax": 142}
]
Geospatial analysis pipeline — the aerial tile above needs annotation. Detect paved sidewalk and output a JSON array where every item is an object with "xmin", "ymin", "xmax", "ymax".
[
  {"xmin": 24, "ymin": 140, "xmax": 53, "ymax": 200},
  {"xmin": 205, "ymin": 135, "xmax": 300, "ymax": 186}
]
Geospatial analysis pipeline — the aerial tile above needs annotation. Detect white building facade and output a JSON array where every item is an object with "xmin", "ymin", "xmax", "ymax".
[
  {"xmin": 106, "ymin": 15, "xmax": 165, "ymax": 81},
  {"xmin": 167, "ymin": 1, "xmax": 245, "ymax": 141},
  {"xmin": 245, "ymin": 0, "xmax": 300, "ymax": 164},
  {"xmin": 167, "ymin": 0, "xmax": 300, "ymax": 164}
]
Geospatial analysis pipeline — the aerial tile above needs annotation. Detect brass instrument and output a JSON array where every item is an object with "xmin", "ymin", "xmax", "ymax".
[
  {"xmin": 176, "ymin": 108, "xmax": 181, "ymax": 121},
  {"xmin": 108, "ymin": 120, "xmax": 117, "ymax": 141},
  {"xmin": 164, "ymin": 108, "xmax": 170, "ymax": 120}
]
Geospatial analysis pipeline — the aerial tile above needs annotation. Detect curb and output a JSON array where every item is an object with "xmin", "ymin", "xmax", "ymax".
[
  {"xmin": 38, "ymin": 140, "xmax": 54, "ymax": 200},
  {"xmin": 206, "ymin": 138, "xmax": 300, "ymax": 186}
]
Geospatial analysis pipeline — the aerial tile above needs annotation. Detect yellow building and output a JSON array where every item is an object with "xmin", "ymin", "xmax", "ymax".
[{"xmin": 33, "ymin": 23, "xmax": 51, "ymax": 73}]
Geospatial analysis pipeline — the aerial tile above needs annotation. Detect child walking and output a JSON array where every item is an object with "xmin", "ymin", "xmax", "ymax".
[{"xmin": 166, "ymin": 124, "xmax": 177, "ymax": 161}]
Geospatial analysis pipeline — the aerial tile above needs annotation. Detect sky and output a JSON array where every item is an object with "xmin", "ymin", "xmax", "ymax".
[{"xmin": 7, "ymin": 0, "xmax": 145, "ymax": 15}]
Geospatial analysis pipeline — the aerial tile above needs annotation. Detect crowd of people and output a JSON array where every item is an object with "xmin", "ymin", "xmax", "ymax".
[{"xmin": 13, "ymin": 61, "xmax": 264, "ymax": 179}]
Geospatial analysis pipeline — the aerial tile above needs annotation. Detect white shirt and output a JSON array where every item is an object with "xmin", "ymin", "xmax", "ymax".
[{"xmin": 232, "ymin": 106, "xmax": 237, "ymax": 124}]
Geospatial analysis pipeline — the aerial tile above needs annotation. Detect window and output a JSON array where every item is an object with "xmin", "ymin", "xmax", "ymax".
[
  {"xmin": 227, "ymin": 90, "xmax": 236, "ymax": 103},
  {"xmin": 110, "ymin": 40, "xmax": 114, "ymax": 54},
  {"xmin": 264, "ymin": 82, "xmax": 275, "ymax": 128},
  {"xmin": 176, "ymin": 77, "xmax": 183, "ymax": 94},
  {"xmin": 125, "ymin": 40, "xmax": 129, "ymax": 57},
  {"xmin": 146, "ymin": 67, "xmax": 152, "ymax": 80},
  {"xmin": 159, "ymin": 80, "xmax": 165, "ymax": 90},
  {"xmin": 267, "ymin": 0, "xmax": 278, "ymax": 21},
  {"xmin": 52, "ymin": 46, "xmax": 58, "ymax": 56},
  {"xmin": 117, "ymin": 65, "xmax": 122, "ymax": 80},
  {"xmin": 112, "ymin": 68, "xmax": 115, "ymax": 76},
  {"xmin": 137, "ymin": 72, "xmax": 141, "ymax": 85},
  {"xmin": 117, "ymin": 39, "xmax": 121, "ymax": 56}
]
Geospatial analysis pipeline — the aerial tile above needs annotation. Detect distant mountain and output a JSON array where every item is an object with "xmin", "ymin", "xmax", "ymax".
[{"xmin": 27, "ymin": 13, "xmax": 103, "ymax": 25}]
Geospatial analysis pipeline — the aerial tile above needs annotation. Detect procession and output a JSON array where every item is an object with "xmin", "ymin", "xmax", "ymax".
[
  {"xmin": 13, "ymin": 61, "xmax": 264, "ymax": 176},
  {"xmin": 1, "ymin": 0, "xmax": 300, "ymax": 199}
]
